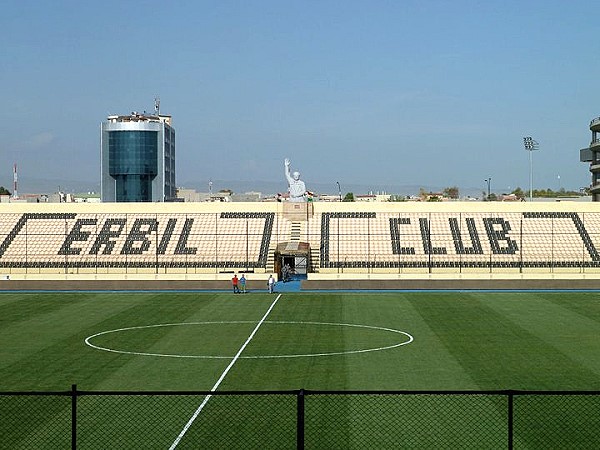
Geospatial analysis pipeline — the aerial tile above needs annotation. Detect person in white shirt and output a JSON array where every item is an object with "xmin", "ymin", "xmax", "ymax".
[{"xmin": 267, "ymin": 274, "xmax": 275, "ymax": 293}]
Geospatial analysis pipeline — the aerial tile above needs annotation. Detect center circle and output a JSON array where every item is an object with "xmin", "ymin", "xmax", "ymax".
[{"xmin": 84, "ymin": 321, "xmax": 414, "ymax": 359}]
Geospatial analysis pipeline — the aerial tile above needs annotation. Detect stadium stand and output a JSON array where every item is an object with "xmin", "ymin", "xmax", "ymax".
[{"xmin": 1, "ymin": 201, "xmax": 600, "ymax": 289}]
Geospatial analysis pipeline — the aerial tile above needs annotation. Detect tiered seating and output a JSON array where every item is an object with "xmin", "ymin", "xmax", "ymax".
[
  {"xmin": 522, "ymin": 213, "xmax": 570, "ymax": 267},
  {"xmin": 213, "ymin": 212, "xmax": 270, "ymax": 268},
  {"xmin": 271, "ymin": 213, "xmax": 293, "ymax": 249},
  {"xmin": 0, "ymin": 214, "xmax": 26, "ymax": 268},
  {"xmin": 0, "ymin": 211, "xmax": 275, "ymax": 273},
  {"xmin": 582, "ymin": 213, "xmax": 600, "ymax": 265},
  {"xmin": 314, "ymin": 211, "xmax": 600, "ymax": 272},
  {"xmin": 2, "ymin": 207, "xmax": 600, "ymax": 275},
  {"xmin": 23, "ymin": 215, "xmax": 69, "ymax": 272},
  {"xmin": 0, "ymin": 213, "xmax": 75, "ymax": 272}
]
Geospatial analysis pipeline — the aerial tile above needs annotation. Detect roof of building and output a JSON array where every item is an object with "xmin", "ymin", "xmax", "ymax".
[{"xmin": 106, "ymin": 112, "xmax": 172, "ymax": 125}]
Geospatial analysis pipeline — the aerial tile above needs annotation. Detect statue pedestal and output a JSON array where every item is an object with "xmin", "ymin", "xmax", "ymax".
[{"xmin": 282, "ymin": 202, "xmax": 313, "ymax": 222}]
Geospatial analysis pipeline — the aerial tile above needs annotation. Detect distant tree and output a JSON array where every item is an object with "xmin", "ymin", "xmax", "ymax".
[
  {"xmin": 0, "ymin": 186, "xmax": 11, "ymax": 196},
  {"xmin": 538, "ymin": 188, "xmax": 554, "ymax": 198},
  {"xmin": 427, "ymin": 195, "xmax": 441, "ymax": 202},
  {"xmin": 443, "ymin": 186, "xmax": 459, "ymax": 199},
  {"xmin": 529, "ymin": 188, "xmax": 582, "ymax": 198},
  {"xmin": 533, "ymin": 187, "xmax": 586, "ymax": 198},
  {"xmin": 482, "ymin": 191, "xmax": 497, "ymax": 201},
  {"xmin": 511, "ymin": 187, "xmax": 525, "ymax": 200},
  {"xmin": 343, "ymin": 192, "xmax": 355, "ymax": 202}
]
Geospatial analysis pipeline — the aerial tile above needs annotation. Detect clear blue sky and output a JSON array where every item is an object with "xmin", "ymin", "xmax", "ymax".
[{"xmin": 1, "ymin": 0, "xmax": 598, "ymax": 195}]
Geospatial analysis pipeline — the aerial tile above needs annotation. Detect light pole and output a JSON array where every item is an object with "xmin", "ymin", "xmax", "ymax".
[
  {"xmin": 336, "ymin": 181, "xmax": 342, "ymax": 202},
  {"xmin": 523, "ymin": 136, "xmax": 539, "ymax": 201},
  {"xmin": 484, "ymin": 178, "xmax": 491, "ymax": 201}
]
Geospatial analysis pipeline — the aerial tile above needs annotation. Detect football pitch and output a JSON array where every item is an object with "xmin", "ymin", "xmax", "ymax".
[{"xmin": 2, "ymin": 290, "xmax": 600, "ymax": 448}]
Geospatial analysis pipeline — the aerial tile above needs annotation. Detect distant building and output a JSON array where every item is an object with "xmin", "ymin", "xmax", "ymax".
[
  {"xmin": 580, "ymin": 116, "xmax": 600, "ymax": 201},
  {"xmin": 356, "ymin": 194, "xmax": 391, "ymax": 202},
  {"xmin": 231, "ymin": 192, "xmax": 262, "ymax": 202},
  {"xmin": 499, "ymin": 193, "xmax": 519, "ymax": 202},
  {"xmin": 176, "ymin": 188, "xmax": 209, "ymax": 203},
  {"xmin": 355, "ymin": 194, "xmax": 376, "ymax": 202},
  {"xmin": 318, "ymin": 194, "xmax": 341, "ymax": 202},
  {"xmin": 101, "ymin": 110, "xmax": 175, "ymax": 202},
  {"xmin": 175, "ymin": 188, "xmax": 252, "ymax": 202},
  {"xmin": 419, "ymin": 192, "xmax": 445, "ymax": 202}
]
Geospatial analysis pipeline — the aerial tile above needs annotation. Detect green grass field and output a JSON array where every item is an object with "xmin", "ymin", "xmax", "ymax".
[{"xmin": 2, "ymin": 290, "xmax": 600, "ymax": 448}]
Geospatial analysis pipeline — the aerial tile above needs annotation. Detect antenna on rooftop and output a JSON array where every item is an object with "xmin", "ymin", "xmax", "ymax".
[{"xmin": 154, "ymin": 97, "xmax": 160, "ymax": 116}]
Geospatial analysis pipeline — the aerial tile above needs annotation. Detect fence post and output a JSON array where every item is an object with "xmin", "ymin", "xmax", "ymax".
[
  {"xmin": 297, "ymin": 389, "xmax": 305, "ymax": 450},
  {"xmin": 507, "ymin": 391, "xmax": 514, "ymax": 450},
  {"xmin": 71, "ymin": 384, "xmax": 77, "ymax": 450}
]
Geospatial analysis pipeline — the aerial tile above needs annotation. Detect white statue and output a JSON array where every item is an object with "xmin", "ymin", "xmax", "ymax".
[{"xmin": 284, "ymin": 158, "xmax": 307, "ymax": 202}]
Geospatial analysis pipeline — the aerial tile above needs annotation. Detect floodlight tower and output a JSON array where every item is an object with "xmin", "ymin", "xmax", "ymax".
[
  {"xmin": 12, "ymin": 163, "xmax": 18, "ymax": 199},
  {"xmin": 523, "ymin": 137, "xmax": 539, "ymax": 201}
]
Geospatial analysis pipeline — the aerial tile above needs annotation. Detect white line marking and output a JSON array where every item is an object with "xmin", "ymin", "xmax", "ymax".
[
  {"xmin": 85, "ymin": 321, "xmax": 413, "ymax": 359},
  {"xmin": 168, "ymin": 293, "xmax": 281, "ymax": 449}
]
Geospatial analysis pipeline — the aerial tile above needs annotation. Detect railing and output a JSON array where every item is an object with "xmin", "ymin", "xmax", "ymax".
[{"xmin": 2, "ymin": 386, "xmax": 600, "ymax": 449}]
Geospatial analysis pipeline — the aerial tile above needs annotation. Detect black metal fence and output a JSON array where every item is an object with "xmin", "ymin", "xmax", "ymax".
[{"xmin": 2, "ymin": 386, "xmax": 600, "ymax": 449}]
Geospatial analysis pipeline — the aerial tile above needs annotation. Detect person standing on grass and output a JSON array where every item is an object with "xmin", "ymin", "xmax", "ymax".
[
  {"xmin": 232, "ymin": 274, "xmax": 240, "ymax": 294},
  {"xmin": 240, "ymin": 274, "xmax": 247, "ymax": 294},
  {"xmin": 267, "ymin": 274, "xmax": 275, "ymax": 294}
]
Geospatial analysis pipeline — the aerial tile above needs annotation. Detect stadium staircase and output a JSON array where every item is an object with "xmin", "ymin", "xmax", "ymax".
[{"xmin": 266, "ymin": 246, "xmax": 276, "ymax": 274}]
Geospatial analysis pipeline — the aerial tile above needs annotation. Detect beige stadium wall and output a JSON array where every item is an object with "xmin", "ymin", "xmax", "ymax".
[{"xmin": 1, "ymin": 201, "xmax": 600, "ymax": 290}]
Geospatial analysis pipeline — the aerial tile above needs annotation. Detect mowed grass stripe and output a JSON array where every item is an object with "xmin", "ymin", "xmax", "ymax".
[
  {"xmin": 0, "ymin": 293, "xmax": 148, "ymax": 372},
  {"xmin": 411, "ymin": 292, "xmax": 600, "ymax": 390},
  {"xmin": 214, "ymin": 293, "xmax": 349, "ymax": 390},
  {"xmin": 0, "ymin": 293, "xmax": 175, "ymax": 389},
  {"xmin": 294, "ymin": 293, "xmax": 479, "ymax": 390},
  {"xmin": 0, "ymin": 293, "xmax": 215, "ymax": 390},
  {"xmin": 218, "ymin": 293, "xmax": 475, "ymax": 391},
  {"xmin": 82, "ymin": 296, "xmax": 230, "ymax": 390},
  {"xmin": 546, "ymin": 292, "xmax": 600, "ymax": 321},
  {"xmin": 484, "ymin": 292, "xmax": 600, "ymax": 387},
  {"xmin": 4, "ymin": 292, "xmax": 600, "ymax": 392},
  {"xmin": 0, "ymin": 292, "xmax": 94, "ymax": 329},
  {"xmin": 220, "ymin": 293, "xmax": 396, "ymax": 390},
  {"xmin": 338, "ymin": 293, "xmax": 477, "ymax": 390},
  {"xmin": 272, "ymin": 293, "xmax": 476, "ymax": 390},
  {"xmin": 0, "ymin": 394, "xmax": 72, "ymax": 449},
  {"xmin": 0, "ymin": 293, "xmax": 287, "ymax": 390},
  {"xmin": 305, "ymin": 393, "xmax": 508, "ymax": 450}
]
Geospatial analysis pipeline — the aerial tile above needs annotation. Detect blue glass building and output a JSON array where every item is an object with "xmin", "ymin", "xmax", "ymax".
[{"xmin": 101, "ymin": 112, "xmax": 176, "ymax": 202}]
